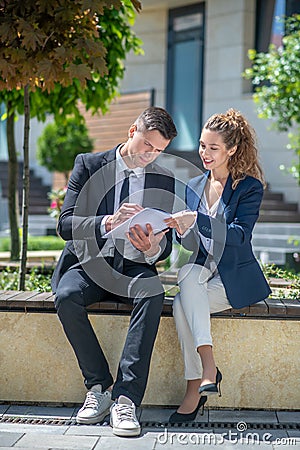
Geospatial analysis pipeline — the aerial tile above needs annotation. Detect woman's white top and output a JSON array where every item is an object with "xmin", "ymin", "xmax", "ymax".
[{"xmin": 198, "ymin": 191, "xmax": 220, "ymax": 255}]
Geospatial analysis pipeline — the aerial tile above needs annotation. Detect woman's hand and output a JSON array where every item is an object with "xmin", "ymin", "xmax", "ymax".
[
  {"xmin": 127, "ymin": 223, "xmax": 168, "ymax": 257},
  {"xmin": 164, "ymin": 210, "xmax": 197, "ymax": 235}
]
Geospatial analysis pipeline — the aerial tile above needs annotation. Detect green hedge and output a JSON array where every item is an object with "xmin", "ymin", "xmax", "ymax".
[{"xmin": 0, "ymin": 236, "xmax": 65, "ymax": 252}]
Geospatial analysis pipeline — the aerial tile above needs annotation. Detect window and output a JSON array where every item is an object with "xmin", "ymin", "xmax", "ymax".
[
  {"xmin": 256, "ymin": 0, "xmax": 300, "ymax": 52},
  {"xmin": 166, "ymin": 3, "xmax": 205, "ymax": 154}
]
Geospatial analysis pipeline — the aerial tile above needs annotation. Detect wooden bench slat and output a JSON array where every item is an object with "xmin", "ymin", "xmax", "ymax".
[
  {"xmin": 117, "ymin": 302, "xmax": 133, "ymax": 313},
  {"xmin": 29, "ymin": 292, "xmax": 54, "ymax": 301},
  {"xmin": 212, "ymin": 308, "xmax": 234, "ymax": 317},
  {"xmin": 89, "ymin": 302, "xmax": 118, "ymax": 312},
  {"xmin": 0, "ymin": 291, "xmax": 298, "ymax": 319},
  {"xmin": 6, "ymin": 299, "xmax": 27, "ymax": 308},
  {"xmin": 42, "ymin": 296, "xmax": 56, "ymax": 310},
  {"xmin": 265, "ymin": 298, "xmax": 287, "ymax": 315},
  {"xmin": 23, "ymin": 292, "xmax": 55, "ymax": 310},
  {"xmin": 230, "ymin": 305, "xmax": 250, "ymax": 316},
  {"xmin": 248, "ymin": 300, "xmax": 269, "ymax": 316},
  {"xmin": 0, "ymin": 291, "xmax": 25, "ymax": 309},
  {"xmin": 281, "ymin": 298, "xmax": 300, "ymax": 317},
  {"xmin": 0, "ymin": 290, "xmax": 22, "ymax": 300},
  {"xmin": 10, "ymin": 291, "xmax": 40, "ymax": 301}
]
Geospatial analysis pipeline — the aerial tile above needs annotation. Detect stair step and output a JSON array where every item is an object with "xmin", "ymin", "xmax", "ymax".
[
  {"xmin": 0, "ymin": 162, "xmax": 52, "ymax": 216},
  {"xmin": 258, "ymin": 213, "xmax": 300, "ymax": 223},
  {"xmin": 2, "ymin": 190, "xmax": 49, "ymax": 201},
  {"xmin": 263, "ymin": 191, "xmax": 284, "ymax": 201},
  {"xmin": 253, "ymin": 223, "xmax": 300, "ymax": 235},
  {"xmin": 261, "ymin": 200, "xmax": 298, "ymax": 211},
  {"xmin": 28, "ymin": 206, "xmax": 49, "ymax": 214},
  {"xmin": 0, "ymin": 214, "xmax": 57, "ymax": 237},
  {"xmin": 253, "ymin": 245, "xmax": 298, "ymax": 254},
  {"xmin": 2, "ymin": 183, "xmax": 50, "ymax": 190},
  {"xmin": 252, "ymin": 236, "xmax": 299, "ymax": 249}
]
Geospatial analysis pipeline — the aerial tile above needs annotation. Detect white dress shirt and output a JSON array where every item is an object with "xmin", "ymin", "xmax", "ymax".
[{"xmin": 100, "ymin": 146, "xmax": 161, "ymax": 264}]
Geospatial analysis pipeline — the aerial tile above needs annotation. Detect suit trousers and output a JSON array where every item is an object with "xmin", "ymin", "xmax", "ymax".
[
  {"xmin": 173, "ymin": 264, "xmax": 231, "ymax": 380},
  {"xmin": 54, "ymin": 259, "xmax": 164, "ymax": 406}
]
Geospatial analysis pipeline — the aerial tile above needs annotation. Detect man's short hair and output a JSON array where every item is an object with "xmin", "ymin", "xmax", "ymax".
[{"xmin": 135, "ymin": 107, "xmax": 177, "ymax": 141}]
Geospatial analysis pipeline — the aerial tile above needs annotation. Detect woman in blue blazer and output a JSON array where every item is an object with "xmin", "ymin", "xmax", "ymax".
[{"xmin": 165, "ymin": 109, "xmax": 271, "ymax": 422}]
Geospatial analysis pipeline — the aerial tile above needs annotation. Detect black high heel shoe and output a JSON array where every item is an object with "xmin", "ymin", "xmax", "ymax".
[
  {"xmin": 199, "ymin": 367, "xmax": 222, "ymax": 397},
  {"xmin": 168, "ymin": 396, "xmax": 207, "ymax": 424}
]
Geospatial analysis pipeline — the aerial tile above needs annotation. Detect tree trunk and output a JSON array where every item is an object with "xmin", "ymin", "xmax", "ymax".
[
  {"xmin": 18, "ymin": 85, "xmax": 30, "ymax": 291},
  {"xmin": 6, "ymin": 102, "xmax": 20, "ymax": 261}
]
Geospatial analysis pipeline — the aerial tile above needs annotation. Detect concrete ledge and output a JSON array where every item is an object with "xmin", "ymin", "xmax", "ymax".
[
  {"xmin": 0, "ymin": 291, "xmax": 299, "ymax": 410},
  {"xmin": 0, "ymin": 251, "xmax": 62, "ymax": 262},
  {"xmin": 0, "ymin": 251, "xmax": 62, "ymax": 272},
  {"xmin": 0, "ymin": 312, "xmax": 299, "ymax": 410}
]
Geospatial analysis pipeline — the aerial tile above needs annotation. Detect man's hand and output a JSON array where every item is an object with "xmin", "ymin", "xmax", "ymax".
[
  {"xmin": 105, "ymin": 203, "xmax": 143, "ymax": 232},
  {"xmin": 164, "ymin": 210, "xmax": 197, "ymax": 235},
  {"xmin": 127, "ymin": 223, "xmax": 168, "ymax": 257}
]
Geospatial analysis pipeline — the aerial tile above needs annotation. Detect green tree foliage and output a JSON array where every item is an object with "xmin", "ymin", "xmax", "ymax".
[
  {"xmin": 37, "ymin": 117, "xmax": 93, "ymax": 183},
  {"xmin": 0, "ymin": 0, "xmax": 142, "ymax": 277},
  {"xmin": 0, "ymin": 0, "xmax": 142, "ymax": 120},
  {"xmin": 244, "ymin": 15, "xmax": 300, "ymax": 181},
  {"xmin": 0, "ymin": 0, "xmax": 142, "ymax": 287}
]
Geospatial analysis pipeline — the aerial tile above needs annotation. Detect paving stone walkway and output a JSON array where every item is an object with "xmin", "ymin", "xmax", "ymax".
[{"xmin": 0, "ymin": 404, "xmax": 299, "ymax": 449}]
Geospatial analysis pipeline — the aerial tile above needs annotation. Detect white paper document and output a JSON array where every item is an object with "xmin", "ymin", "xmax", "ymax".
[{"xmin": 103, "ymin": 208, "xmax": 171, "ymax": 239}]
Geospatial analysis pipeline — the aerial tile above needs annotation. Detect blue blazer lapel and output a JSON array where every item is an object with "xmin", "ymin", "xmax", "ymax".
[
  {"xmin": 189, "ymin": 172, "xmax": 208, "ymax": 211},
  {"xmin": 189, "ymin": 172, "xmax": 234, "ymax": 216}
]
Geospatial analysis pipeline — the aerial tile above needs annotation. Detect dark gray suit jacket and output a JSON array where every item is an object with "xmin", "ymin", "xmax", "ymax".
[{"xmin": 51, "ymin": 147, "xmax": 175, "ymax": 292}]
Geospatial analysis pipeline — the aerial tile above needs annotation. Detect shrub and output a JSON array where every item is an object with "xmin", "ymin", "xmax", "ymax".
[
  {"xmin": 244, "ymin": 15, "xmax": 300, "ymax": 181},
  {"xmin": 0, "ymin": 268, "xmax": 52, "ymax": 292},
  {"xmin": 37, "ymin": 116, "xmax": 93, "ymax": 184},
  {"xmin": 0, "ymin": 235, "xmax": 65, "ymax": 252}
]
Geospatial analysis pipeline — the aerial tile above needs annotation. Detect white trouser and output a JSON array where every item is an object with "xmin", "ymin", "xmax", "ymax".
[{"xmin": 173, "ymin": 264, "xmax": 231, "ymax": 380}]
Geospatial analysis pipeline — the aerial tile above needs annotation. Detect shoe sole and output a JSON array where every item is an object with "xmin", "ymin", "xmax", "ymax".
[
  {"xmin": 112, "ymin": 426, "xmax": 141, "ymax": 437},
  {"xmin": 76, "ymin": 406, "xmax": 111, "ymax": 425}
]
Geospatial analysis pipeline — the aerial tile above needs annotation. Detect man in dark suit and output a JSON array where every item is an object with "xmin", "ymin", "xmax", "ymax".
[{"xmin": 52, "ymin": 107, "xmax": 177, "ymax": 437}]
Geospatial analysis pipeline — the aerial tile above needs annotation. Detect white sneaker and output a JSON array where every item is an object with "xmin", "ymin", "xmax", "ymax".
[
  {"xmin": 110, "ymin": 395, "xmax": 141, "ymax": 437},
  {"xmin": 76, "ymin": 384, "xmax": 113, "ymax": 424}
]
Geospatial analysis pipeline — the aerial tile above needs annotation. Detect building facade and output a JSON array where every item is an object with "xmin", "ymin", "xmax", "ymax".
[
  {"xmin": 0, "ymin": 0, "xmax": 299, "ymax": 231},
  {"xmin": 120, "ymin": 0, "xmax": 299, "ymax": 204}
]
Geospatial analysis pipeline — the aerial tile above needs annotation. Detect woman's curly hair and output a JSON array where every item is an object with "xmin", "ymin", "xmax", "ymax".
[{"xmin": 204, "ymin": 108, "xmax": 266, "ymax": 189}]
